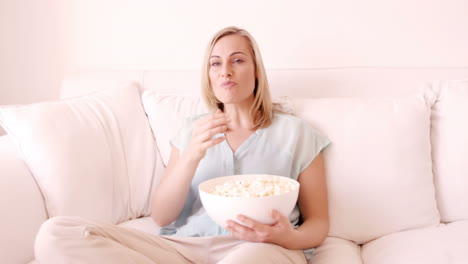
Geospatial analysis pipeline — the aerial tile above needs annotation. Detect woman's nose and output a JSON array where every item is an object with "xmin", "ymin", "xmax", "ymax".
[{"xmin": 221, "ymin": 65, "xmax": 232, "ymax": 77}]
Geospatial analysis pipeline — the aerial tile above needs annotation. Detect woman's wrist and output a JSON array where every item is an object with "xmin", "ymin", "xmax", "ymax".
[
  {"xmin": 179, "ymin": 148, "xmax": 203, "ymax": 167},
  {"xmin": 275, "ymin": 228, "xmax": 303, "ymax": 249}
]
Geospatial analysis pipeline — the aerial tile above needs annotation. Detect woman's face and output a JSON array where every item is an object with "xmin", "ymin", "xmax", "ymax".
[{"xmin": 208, "ymin": 34, "xmax": 256, "ymax": 107}]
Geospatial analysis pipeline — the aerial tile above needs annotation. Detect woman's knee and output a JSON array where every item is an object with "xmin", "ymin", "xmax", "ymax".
[
  {"xmin": 34, "ymin": 216, "xmax": 90, "ymax": 257},
  {"xmin": 219, "ymin": 243, "xmax": 306, "ymax": 264},
  {"xmin": 37, "ymin": 216, "xmax": 89, "ymax": 239}
]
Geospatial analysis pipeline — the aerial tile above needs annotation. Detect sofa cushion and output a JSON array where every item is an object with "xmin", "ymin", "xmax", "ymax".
[
  {"xmin": 430, "ymin": 80, "xmax": 468, "ymax": 222},
  {"xmin": 0, "ymin": 83, "xmax": 157, "ymax": 224},
  {"xmin": 141, "ymin": 90, "xmax": 295, "ymax": 166},
  {"xmin": 0, "ymin": 136, "xmax": 47, "ymax": 264},
  {"xmin": 294, "ymin": 95, "xmax": 440, "ymax": 244},
  {"xmin": 361, "ymin": 220, "xmax": 468, "ymax": 263}
]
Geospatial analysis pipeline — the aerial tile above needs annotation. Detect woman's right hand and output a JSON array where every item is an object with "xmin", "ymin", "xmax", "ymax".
[{"xmin": 183, "ymin": 109, "xmax": 229, "ymax": 162}]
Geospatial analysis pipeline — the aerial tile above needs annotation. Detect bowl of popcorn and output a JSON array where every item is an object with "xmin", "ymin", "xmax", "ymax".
[{"xmin": 198, "ymin": 174, "xmax": 300, "ymax": 227}]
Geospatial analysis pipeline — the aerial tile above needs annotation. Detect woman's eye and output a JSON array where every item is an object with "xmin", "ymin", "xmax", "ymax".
[
  {"xmin": 233, "ymin": 59, "xmax": 243, "ymax": 63},
  {"xmin": 211, "ymin": 62, "xmax": 221, "ymax": 67}
]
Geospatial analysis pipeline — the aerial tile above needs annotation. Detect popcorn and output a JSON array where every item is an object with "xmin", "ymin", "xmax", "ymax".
[{"xmin": 211, "ymin": 176, "xmax": 295, "ymax": 198}]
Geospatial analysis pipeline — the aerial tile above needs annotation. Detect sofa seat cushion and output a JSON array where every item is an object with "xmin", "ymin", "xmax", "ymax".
[
  {"xmin": 361, "ymin": 220, "xmax": 468, "ymax": 264},
  {"xmin": 308, "ymin": 237, "xmax": 362, "ymax": 264}
]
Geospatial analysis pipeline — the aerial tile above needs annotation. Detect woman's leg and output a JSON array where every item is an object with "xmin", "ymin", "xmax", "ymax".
[
  {"xmin": 217, "ymin": 242, "xmax": 307, "ymax": 264},
  {"xmin": 35, "ymin": 216, "xmax": 204, "ymax": 264}
]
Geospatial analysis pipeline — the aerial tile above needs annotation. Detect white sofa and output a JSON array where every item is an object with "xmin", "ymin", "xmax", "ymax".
[{"xmin": 1, "ymin": 69, "xmax": 468, "ymax": 264}]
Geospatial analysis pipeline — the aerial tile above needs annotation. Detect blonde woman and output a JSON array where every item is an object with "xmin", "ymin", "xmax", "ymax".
[{"xmin": 35, "ymin": 26, "xmax": 330, "ymax": 264}]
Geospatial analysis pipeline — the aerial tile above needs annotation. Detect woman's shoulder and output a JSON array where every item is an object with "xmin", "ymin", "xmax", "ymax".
[
  {"xmin": 267, "ymin": 112, "xmax": 331, "ymax": 158},
  {"xmin": 271, "ymin": 112, "xmax": 308, "ymax": 129},
  {"xmin": 269, "ymin": 112, "xmax": 327, "ymax": 140}
]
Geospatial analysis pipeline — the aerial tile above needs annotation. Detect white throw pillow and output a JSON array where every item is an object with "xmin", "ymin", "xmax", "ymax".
[
  {"xmin": 430, "ymin": 80, "xmax": 468, "ymax": 222},
  {"xmin": 141, "ymin": 90, "xmax": 295, "ymax": 166},
  {"xmin": 0, "ymin": 83, "xmax": 157, "ymax": 224},
  {"xmin": 294, "ymin": 94, "xmax": 440, "ymax": 244}
]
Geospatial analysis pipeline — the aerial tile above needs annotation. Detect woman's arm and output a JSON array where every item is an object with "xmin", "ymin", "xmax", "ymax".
[
  {"xmin": 226, "ymin": 152, "xmax": 329, "ymax": 249},
  {"xmin": 284, "ymin": 151, "xmax": 329, "ymax": 248},
  {"xmin": 151, "ymin": 146, "xmax": 201, "ymax": 227},
  {"xmin": 151, "ymin": 110, "xmax": 229, "ymax": 227}
]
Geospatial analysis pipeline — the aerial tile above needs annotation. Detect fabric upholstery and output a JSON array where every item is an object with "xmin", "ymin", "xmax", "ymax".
[
  {"xmin": 293, "ymin": 95, "xmax": 440, "ymax": 244},
  {"xmin": 430, "ymin": 80, "xmax": 468, "ymax": 222},
  {"xmin": 361, "ymin": 220, "xmax": 468, "ymax": 263},
  {"xmin": 0, "ymin": 83, "xmax": 157, "ymax": 224}
]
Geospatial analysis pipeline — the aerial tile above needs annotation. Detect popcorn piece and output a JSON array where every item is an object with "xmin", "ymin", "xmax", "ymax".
[{"xmin": 211, "ymin": 176, "xmax": 295, "ymax": 198}]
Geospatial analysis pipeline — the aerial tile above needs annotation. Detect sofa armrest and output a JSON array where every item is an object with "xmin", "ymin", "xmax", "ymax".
[{"xmin": 0, "ymin": 135, "xmax": 48, "ymax": 263}]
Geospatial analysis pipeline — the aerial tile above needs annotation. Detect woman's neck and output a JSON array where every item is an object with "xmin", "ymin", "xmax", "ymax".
[{"xmin": 223, "ymin": 104, "xmax": 255, "ymax": 131}]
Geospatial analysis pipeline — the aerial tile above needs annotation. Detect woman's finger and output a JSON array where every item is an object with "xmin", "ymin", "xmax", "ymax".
[
  {"xmin": 227, "ymin": 219, "xmax": 270, "ymax": 243},
  {"xmin": 226, "ymin": 220, "xmax": 253, "ymax": 240},
  {"xmin": 185, "ymin": 109, "xmax": 229, "ymax": 161},
  {"xmin": 271, "ymin": 210, "xmax": 291, "ymax": 227},
  {"xmin": 199, "ymin": 116, "xmax": 229, "ymax": 134},
  {"xmin": 236, "ymin": 214, "xmax": 268, "ymax": 232},
  {"xmin": 201, "ymin": 136, "xmax": 225, "ymax": 149},
  {"xmin": 193, "ymin": 123, "xmax": 226, "ymax": 145}
]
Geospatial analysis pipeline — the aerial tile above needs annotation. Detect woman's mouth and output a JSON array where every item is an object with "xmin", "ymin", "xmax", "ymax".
[{"xmin": 221, "ymin": 81, "xmax": 237, "ymax": 88}]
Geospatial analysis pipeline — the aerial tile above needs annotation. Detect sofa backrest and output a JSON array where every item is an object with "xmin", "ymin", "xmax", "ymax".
[
  {"xmin": 429, "ymin": 80, "xmax": 468, "ymax": 223},
  {"xmin": 60, "ymin": 68, "xmax": 468, "ymax": 99},
  {"xmin": 4, "ymin": 68, "xmax": 466, "ymax": 244},
  {"xmin": 137, "ymin": 83, "xmax": 468, "ymax": 245}
]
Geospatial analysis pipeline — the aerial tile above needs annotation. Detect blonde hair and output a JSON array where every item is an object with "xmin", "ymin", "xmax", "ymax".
[{"xmin": 201, "ymin": 26, "xmax": 273, "ymax": 129}]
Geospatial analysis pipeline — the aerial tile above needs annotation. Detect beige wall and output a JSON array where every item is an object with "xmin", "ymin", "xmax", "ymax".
[
  {"xmin": 0, "ymin": 0, "xmax": 65, "ymax": 105},
  {"xmin": 1, "ymin": 0, "xmax": 468, "ymax": 136},
  {"xmin": 0, "ymin": 0, "xmax": 66, "ymax": 135},
  {"xmin": 66, "ymin": 0, "xmax": 468, "ymax": 71},
  {"xmin": 2, "ymin": 0, "xmax": 468, "ymax": 103}
]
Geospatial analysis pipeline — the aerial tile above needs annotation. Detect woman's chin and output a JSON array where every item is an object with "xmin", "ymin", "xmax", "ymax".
[{"xmin": 218, "ymin": 96, "xmax": 254, "ymax": 106}]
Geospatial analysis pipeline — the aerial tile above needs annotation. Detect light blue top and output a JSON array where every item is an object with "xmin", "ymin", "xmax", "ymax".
[{"xmin": 160, "ymin": 112, "xmax": 331, "ymax": 259}]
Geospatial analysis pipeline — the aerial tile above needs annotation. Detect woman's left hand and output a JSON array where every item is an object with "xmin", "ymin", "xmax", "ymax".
[{"xmin": 225, "ymin": 209, "xmax": 296, "ymax": 247}]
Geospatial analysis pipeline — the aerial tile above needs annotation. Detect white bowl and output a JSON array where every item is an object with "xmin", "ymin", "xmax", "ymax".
[{"xmin": 198, "ymin": 174, "xmax": 300, "ymax": 227}]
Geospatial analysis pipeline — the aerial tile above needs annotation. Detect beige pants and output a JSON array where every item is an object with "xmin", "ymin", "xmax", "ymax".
[{"xmin": 35, "ymin": 216, "xmax": 307, "ymax": 264}]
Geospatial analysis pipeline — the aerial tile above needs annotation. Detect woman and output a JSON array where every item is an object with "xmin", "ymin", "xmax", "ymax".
[{"xmin": 35, "ymin": 26, "xmax": 330, "ymax": 264}]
